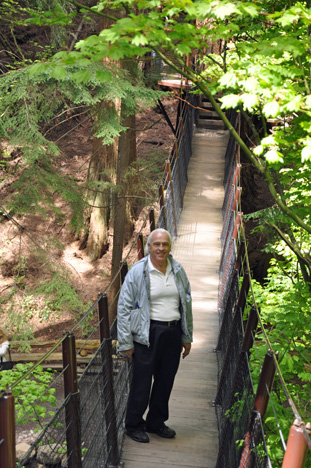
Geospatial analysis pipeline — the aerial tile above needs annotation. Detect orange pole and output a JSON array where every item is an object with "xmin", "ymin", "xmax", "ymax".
[{"xmin": 282, "ymin": 420, "xmax": 311, "ymax": 468}]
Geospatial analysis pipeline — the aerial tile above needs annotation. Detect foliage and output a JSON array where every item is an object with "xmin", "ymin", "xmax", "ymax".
[
  {"xmin": 248, "ymin": 258, "xmax": 311, "ymax": 466},
  {"xmin": 0, "ymin": 248, "xmax": 91, "ymax": 351},
  {"xmin": 124, "ymin": 148, "xmax": 168, "ymax": 211},
  {"xmin": 30, "ymin": 0, "xmax": 311, "ymax": 282},
  {"xmin": 34, "ymin": 269, "xmax": 89, "ymax": 316},
  {"xmin": 0, "ymin": 363, "xmax": 57, "ymax": 425},
  {"xmin": 0, "ymin": 59, "xmax": 162, "ymax": 223}
]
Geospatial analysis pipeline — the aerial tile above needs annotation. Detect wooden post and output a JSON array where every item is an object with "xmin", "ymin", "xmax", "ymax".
[
  {"xmin": 120, "ymin": 262, "xmax": 128, "ymax": 284},
  {"xmin": 98, "ymin": 295, "xmax": 121, "ymax": 468},
  {"xmin": 62, "ymin": 333, "xmax": 82, "ymax": 468},
  {"xmin": 254, "ymin": 350, "xmax": 277, "ymax": 417},
  {"xmin": 242, "ymin": 306, "xmax": 259, "ymax": 353},
  {"xmin": 149, "ymin": 208, "xmax": 155, "ymax": 232},
  {"xmin": 0, "ymin": 390, "xmax": 15, "ymax": 468},
  {"xmin": 282, "ymin": 420, "xmax": 311, "ymax": 468}
]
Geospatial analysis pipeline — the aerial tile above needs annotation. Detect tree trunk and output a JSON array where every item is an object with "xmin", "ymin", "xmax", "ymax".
[
  {"xmin": 85, "ymin": 134, "xmax": 117, "ymax": 261},
  {"xmin": 82, "ymin": 9, "xmax": 118, "ymax": 262},
  {"xmin": 109, "ymin": 61, "xmax": 137, "ymax": 321}
]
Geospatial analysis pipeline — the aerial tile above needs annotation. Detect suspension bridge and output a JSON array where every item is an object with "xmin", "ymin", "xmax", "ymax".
[
  {"xmin": 0, "ymin": 95, "xmax": 310, "ymax": 468},
  {"xmin": 121, "ymin": 124, "xmax": 229, "ymax": 468}
]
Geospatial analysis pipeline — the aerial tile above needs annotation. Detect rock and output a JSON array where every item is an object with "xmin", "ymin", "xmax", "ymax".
[
  {"xmin": 16, "ymin": 442, "xmax": 35, "ymax": 461},
  {"xmin": 37, "ymin": 443, "xmax": 64, "ymax": 465}
]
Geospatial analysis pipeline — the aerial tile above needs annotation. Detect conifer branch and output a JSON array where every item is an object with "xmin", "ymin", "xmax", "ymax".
[{"xmin": 68, "ymin": 0, "xmax": 118, "ymax": 21}]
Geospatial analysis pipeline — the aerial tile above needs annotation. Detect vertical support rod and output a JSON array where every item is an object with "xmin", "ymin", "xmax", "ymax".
[
  {"xmin": 282, "ymin": 420, "xmax": 311, "ymax": 468},
  {"xmin": 158, "ymin": 184, "xmax": 167, "ymax": 230},
  {"xmin": 157, "ymin": 99, "xmax": 176, "ymax": 135},
  {"xmin": 235, "ymin": 240, "xmax": 245, "ymax": 272},
  {"xmin": 149, "ymin": 209, "xmax": 155, "ymax": 232},
  {"xmin": 237, "ymin": 270, "xmax": 250, "ymax": 313},
  {"xmin": 165, "ymin": 160, "xmax": 177, "ymax": 237},
  {"xmin": 62, "ymin": 333, "xmax": 82, "ymax": 468},
  {"xmin": 98, "ymin": 294, "xmax": 120, "ymax": 467},
  {"xmin": 137, "ymin": 234, "xmax": 144, "ymax": 260},
  {"xmin": 0, "ymin": 390, "xmax": 15, "ymax": 468}
]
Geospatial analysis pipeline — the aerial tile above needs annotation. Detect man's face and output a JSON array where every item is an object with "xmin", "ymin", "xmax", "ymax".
[{"xmin": 148, "ymin": 231, "xmax": 171, "ymax": 266}]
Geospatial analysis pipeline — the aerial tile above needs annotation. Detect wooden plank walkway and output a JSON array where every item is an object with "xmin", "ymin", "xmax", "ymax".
[{"xmin": 120, "ymin": 127, "xmax": 229, "ymax": 468}]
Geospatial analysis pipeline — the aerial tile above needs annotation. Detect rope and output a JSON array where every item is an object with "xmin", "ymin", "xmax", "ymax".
[{"xmin": 240, "ymin": 221, "xmax": 311, "ymax": 451}]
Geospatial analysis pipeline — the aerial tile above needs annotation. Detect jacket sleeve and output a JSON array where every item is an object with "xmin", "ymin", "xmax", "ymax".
[
  {"xmin": 117, "ymin": 270, "xmax": 136, "ymax": 352},
  {"xmin": 183, "ymin": 273, "xmax": 193, "ymax": 344}
]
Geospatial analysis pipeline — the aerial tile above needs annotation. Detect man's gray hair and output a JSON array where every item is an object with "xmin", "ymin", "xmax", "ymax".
[{"xmin": 145, "ymin": 228, "xmax": 172, "ymax": 255}]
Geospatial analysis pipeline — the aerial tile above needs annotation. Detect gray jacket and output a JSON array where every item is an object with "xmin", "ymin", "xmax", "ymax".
[{"xmin": 117, "ymin": 254, "xmax": 193, "ymax": 352}]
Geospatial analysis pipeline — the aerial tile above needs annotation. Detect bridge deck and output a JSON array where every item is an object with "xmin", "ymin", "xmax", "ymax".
[{"xmin": 121, "ymin": 128, "xmax": 229, "ymax": 468}]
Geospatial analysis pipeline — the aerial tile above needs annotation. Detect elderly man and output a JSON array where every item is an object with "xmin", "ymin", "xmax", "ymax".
[{"xmin": 117, "ymin": 228, "xmax": 193, "ymax": 443}]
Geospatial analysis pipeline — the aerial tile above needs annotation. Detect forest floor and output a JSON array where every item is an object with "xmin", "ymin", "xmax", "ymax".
[{"xmin": 0, "ymin": 95, "xmax": 178, "ymax": 345}]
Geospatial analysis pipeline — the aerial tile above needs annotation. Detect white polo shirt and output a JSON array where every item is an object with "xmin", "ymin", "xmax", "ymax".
[{"xmin": 148, "ymin": 255, "xmax": 180, "ymax": 322}]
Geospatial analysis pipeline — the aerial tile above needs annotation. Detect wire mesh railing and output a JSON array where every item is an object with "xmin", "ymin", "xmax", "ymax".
[
  {"xmin": 0, "ymin": 92, "xmax": 197, "ymax": 468},
  {"xmin": 215, "ymin": 111, "xmax": 311, "ymax": 468}
]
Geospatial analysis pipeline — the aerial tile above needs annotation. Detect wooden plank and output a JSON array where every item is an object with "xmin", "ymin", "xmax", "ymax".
[{"xmin": 11, "ymin": 352, "xmax": 94, "ymax": 364}]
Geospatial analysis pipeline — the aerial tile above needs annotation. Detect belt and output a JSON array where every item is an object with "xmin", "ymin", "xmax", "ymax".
[{"xmin": 150, "ymin": 319, "xmax": 180, "ymax": 327}]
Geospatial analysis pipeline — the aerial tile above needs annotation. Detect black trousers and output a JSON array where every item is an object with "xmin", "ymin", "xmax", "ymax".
[{"xmin": 125, "ymin": 320, "xmax": 182, "ymax": 431}]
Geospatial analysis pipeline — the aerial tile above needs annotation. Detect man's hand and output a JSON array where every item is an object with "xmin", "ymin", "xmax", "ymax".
[
  {"xmin": 181, "ymin": 343, "xmax": 191, "ymax": 359},
  {"xmin": 119, "ymin": 347, "xmax": 134, "ymax": 363}
]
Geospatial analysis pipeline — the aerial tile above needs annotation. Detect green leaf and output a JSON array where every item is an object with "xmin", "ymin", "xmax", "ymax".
[
  {"xmin": 263, "ymin": 101, "xmax": 280, "ymax": 118},
  {"xmin": 265, "ymin": 150, "xmax": 284, "ymax": 163},
  {"xmin": 301, "ymin": 145, "xmax": 311, "ymax": 162},
  {"xmin": 72, "ymin": 69, "xmax": 92, "ymax": 84},
  {"xmin": 218, "ymin": 71, "xmax": 238, "ymax": 88},
  {"xmin": 95, "ymin": 70, "xmax": 112, "ymax": 82},
  {"xmin": 220, "ymin": 94, "xmax": 241, "ymax": 109},
  {"xmin": 253, "ymin": 145, "xmax": 264, "ymax": 156},
  {"xmin": 212, "ymin": 3, "xmax": 237, "ymax": 19},
  {"xmin": 241, "ymin": 93, "xmax": 259, "ymax": 111},
  {"xmin": 261, "ymin": 135, "xmax": 276, "ymax": 146},
  {"xmin": 176, "ymin": 42, "xmax": 192, "ymax": 56},
  {"xmin": 132, "ymin": 34, "xmax": 149, "ymax": 46},
  {"xmin": 50, "ymin": 66, "xmax": 67, "ymax": 80},
  {"xmin": 284, "ymin": 94, "xmax": 303, "ymax": 112}
]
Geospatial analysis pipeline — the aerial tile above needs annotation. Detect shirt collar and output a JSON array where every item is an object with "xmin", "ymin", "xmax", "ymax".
[{"xmin": 148, "ymin": 255, "xmax": 171, "ymax": 274}]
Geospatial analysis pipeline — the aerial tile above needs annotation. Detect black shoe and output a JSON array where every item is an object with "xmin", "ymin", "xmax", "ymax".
[
  {"xmin": 125, "ymin": 429, "xmax": 149, "ymax": 443},
  {"xmin": 146, "ymin": 423, "xmax": 176, "ymax": 438}
]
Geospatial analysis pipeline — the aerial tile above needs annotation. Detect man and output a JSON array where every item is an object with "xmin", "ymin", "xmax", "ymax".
[
  {"xmin": 0, "ymin": 328, "xmax": 9, "ymax": 360},
  {"xmin": 117, "ymin": 228, "xmax": 193, "ymax": 443}
]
